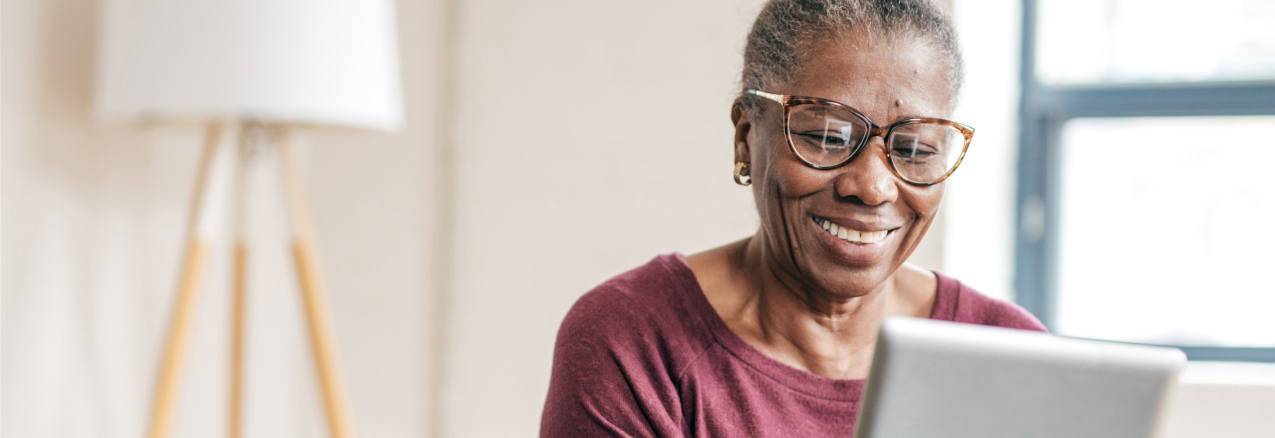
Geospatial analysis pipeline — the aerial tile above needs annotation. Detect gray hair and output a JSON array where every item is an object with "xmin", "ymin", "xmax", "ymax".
[{"xmin": 740, "ymin": 0, "xmax": 964, "ymax": 111}]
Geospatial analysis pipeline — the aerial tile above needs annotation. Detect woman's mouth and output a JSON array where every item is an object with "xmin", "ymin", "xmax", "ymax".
[{"xmin": 811, "ymin": 216, "xmax": 893, "ymax": 244}]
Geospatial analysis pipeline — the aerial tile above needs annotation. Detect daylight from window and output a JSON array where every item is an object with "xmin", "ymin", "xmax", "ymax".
[
  {"xmin": 1036, "ymin": 0, "xmax": 1275, "ymax": 84},
  {"xmin": 1055, "ymin": 116, "xmax": 1275, "ymax": 347}
]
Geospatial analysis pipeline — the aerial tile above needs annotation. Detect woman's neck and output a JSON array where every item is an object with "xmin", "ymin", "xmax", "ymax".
[
  {"xmin": 687, "ymin": 235, "xmax": 936, "ymax": 380},
  {"xmin": 736, "ymin": 235, "xmax": 893, "ymax": 379}
]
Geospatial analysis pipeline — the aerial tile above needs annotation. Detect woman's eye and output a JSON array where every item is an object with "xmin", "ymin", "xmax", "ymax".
[
  {"xmin": 894, "ymin": 146, "xmax": 935, "ymax": 156},
  {"xmin": 798, "ymin": 131, "xmax": 850, "ymax": 146},
  {"xmin": 892, "ymin": 144, "xmax": 938, "ymax": 161}
]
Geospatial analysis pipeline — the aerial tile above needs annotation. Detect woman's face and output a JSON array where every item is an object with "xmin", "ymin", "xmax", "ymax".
[{"xmin": 734, "ymin": 35, "xmax": 954, "ymax": 298}]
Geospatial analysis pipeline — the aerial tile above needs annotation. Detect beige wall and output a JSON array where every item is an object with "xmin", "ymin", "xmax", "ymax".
[{"xmin": 438, "ymin": 1, "xmax": 761, "ymax": 435}]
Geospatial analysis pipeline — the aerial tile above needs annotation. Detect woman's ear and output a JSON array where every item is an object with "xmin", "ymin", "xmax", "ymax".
[{"xmin": 731, "ymin": 100, "xmax": 752, "ymax": 165}]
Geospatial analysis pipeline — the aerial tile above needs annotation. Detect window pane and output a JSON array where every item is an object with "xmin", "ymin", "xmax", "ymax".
[
  {"xmin": 1056, "ymin": 116, "xmax": 1275, "ymax": 347},
  {"xmin": 1036, "ymin": 0, "xmax": 1275, "ymax": 84}
]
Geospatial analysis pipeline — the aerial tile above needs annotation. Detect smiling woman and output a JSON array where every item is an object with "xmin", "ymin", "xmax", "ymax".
[{"xmin": 539, "ymin": 1, "xmax": 1044, "ymax": 436}]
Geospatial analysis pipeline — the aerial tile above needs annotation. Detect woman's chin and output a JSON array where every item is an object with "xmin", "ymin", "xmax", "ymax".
[{"xmin": 799, "ymin": 257, "xmax": 900, "ymax": 299}]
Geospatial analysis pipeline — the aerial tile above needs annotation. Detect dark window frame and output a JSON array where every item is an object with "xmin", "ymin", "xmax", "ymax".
[{"xmin": 1014, "ymin": 0, "xmax": 1275, "ymax": 362}]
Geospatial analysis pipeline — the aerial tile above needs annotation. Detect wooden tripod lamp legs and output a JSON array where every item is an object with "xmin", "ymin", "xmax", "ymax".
[
  {"xmin": 229, "ymin": 130, "xmax": 252, "ymax": 438},
  {"xmin": 147, "ymin": 123, "xmax": 223, "ymax": 438},
  {"xmin": 229, "ymin": 240, "xmax": 248, "ymax": 438},
  {"xmin": 276, "ymin": 126, "xmax": 356, "ymax": 438},
  {"xmin": 146, "ymin": 122, "xmax": 356, "ymax": 438}
]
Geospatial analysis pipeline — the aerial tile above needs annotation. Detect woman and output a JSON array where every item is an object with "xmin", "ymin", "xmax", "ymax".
[{"xmin": 541, "ymin": 0, "xmax": 1045, "ymax": 436}]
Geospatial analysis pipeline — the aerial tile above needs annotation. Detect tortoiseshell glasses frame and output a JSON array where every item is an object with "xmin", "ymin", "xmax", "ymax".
[{"xmin": 747, "ymin": 89, "xmax": 975, "ymax": 186}]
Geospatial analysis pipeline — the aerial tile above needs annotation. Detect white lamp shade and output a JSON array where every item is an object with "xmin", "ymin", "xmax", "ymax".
[{"xmin": 95, "ymin": 0, "xmax": 403, "ymax": 131}]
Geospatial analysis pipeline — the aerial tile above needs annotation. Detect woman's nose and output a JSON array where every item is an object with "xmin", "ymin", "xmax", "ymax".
[{"xmin": 834, "ymin": 136, "xmax": 898, "ymax": 205}]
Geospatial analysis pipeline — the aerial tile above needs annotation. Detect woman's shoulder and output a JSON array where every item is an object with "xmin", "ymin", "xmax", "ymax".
[
  {"xmin": 565, "ymin": 254, "xmax": 703, "ymax": 324},
  {"xmin": 556, "ymin": 253, "xmax": 717, "ymax": 360},
  {"xmin": 544, "ymin": 254, "xmax": 718, "ymax": 435},
  {"xmin": 930, "ymin": 271, "xmax": 1048, "ymax": 333}
]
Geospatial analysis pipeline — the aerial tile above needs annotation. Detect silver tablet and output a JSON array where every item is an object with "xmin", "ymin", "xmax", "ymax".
[{"xmin": 855, "ymin": 317, "xmax": 1186, "ymax": 438}]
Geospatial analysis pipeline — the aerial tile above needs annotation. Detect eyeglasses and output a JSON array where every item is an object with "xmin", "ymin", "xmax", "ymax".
[{"xmin": 748, "ymin": 89, "xmax": 974, "ymax": 186}]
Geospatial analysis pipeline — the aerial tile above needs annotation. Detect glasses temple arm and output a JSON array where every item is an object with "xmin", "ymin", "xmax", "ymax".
[{"xmin": 747, "ymin": 89, "xmax": 786, "ymax": 105}]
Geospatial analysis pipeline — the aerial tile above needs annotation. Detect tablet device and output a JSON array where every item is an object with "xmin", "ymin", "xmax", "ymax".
[{"xmin": 854, "ymin": 317, "xmax": 1186, "ymax": 438}]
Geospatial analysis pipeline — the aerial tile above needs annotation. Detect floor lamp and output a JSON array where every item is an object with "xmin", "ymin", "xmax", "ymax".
[{"xmin": 93, "ymin": 1, "xmax": 403, "ymax": 437}]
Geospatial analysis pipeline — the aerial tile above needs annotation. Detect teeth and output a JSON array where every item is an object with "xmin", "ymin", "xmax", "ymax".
[
  {"xmin": 866, "ymin": 230, "xmax": 886, "ymax": 243},
  {"xmin": 814, "ymin": 217, "xmax": 889, "ymax": 244}
]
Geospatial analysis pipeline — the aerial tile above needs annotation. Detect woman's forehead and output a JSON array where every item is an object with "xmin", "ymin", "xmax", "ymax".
[{"xmin": 785, "ymin": 35, "xmax": 953, "ymax": 119}]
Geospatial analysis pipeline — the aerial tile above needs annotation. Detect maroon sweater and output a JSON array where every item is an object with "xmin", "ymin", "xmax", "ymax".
[{"xmin": 541, "ymin": 254, "xmax": 1046, "ymax": 437}]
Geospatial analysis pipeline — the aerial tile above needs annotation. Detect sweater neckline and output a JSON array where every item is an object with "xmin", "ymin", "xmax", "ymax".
[{"xmin": 661, "ymin": 253, "xmax": 959, "ymax": 402}]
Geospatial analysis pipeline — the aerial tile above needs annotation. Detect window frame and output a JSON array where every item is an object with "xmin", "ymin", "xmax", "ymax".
[{"xmin": 1014, "ymin": 0, "xmax": 1275, "ymax": 362}]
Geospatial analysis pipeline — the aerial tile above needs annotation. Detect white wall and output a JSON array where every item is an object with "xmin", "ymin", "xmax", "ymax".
[{"xmin": 1, "ymin": 0, "xmax": 443, "ymax": 436}]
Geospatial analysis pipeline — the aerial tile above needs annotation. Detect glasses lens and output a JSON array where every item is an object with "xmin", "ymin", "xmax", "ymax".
[
  {"xmin": 887, "ymin": 123, "xmax": 967, "ymax": 183},
  {"xmin": 786, "ymin": 104, "xmax": 869, "ymax": 167}
]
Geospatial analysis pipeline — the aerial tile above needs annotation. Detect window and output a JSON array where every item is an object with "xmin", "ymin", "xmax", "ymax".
[{"xmin": 1016, "ymin": 0, "xmax": 1275, "ymax": 361}]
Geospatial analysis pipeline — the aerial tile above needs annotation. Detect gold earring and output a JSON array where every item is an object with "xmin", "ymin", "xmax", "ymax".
[{"xmin": 734, "ymin": 162, "xmax": 751, "ymax": 186}]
